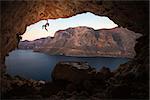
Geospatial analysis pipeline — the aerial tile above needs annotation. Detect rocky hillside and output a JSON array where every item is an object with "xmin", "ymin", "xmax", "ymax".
[
  {"xmin": 19, "ymin": 37, "xmax": 53, "ymax": 49},
  {"xmin": 2, "ymin": 1, "xmax": 148, "ymax": 99},
  {"xmin": 35, "ymin": 26, "xmax": 141, "ymax": 58}
]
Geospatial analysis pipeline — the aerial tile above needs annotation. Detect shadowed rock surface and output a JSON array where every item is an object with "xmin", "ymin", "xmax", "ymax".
[
  {"xmin": 1, "ymin": 1, "xmax": 149, "ymax": 63},
  {"xmin": 52, "ymin": 61, "xmax": 93, "ymax": 84},
  {"xmin": 1, "ymin": 1, "xmax": 149, "ymax": 99},
  {"xmin": 2, "ymin": 61, "xmax": 148, "ymax": 99}
]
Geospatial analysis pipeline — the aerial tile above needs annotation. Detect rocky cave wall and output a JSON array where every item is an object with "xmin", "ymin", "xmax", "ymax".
[{"xmin": 1, "ymin": 0, "xmax": 149, "ymax": 77}]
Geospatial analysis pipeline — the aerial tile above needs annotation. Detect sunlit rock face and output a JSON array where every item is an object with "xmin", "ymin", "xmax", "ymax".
[
  {"xmin": 1, "ymin": 1, "xmax": 148, "ymax": 63},
  {"xmin": 1, "ymin": 1, "xmax": 149, "ymax": 99},
  {"xmin": 34, "ymin": 26, "xmax": 141, "ymax": 58},
  {"xmin": 1, "ymin": 0, "xmax": 148, "ymax": 83}
]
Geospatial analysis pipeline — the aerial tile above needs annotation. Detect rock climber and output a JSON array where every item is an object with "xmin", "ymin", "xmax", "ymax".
[{"xmin": 42, "ymin": 20, "xmax": 49, "ymax": 31}]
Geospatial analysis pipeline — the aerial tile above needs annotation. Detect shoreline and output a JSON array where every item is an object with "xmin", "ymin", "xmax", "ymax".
[
  {"xmin": 33, "ymin": 49, "xmax": 132, "ymax": 59},
  {"xmin": 17, "ymin": 49, "xmax": 132, "ymax": 59}
]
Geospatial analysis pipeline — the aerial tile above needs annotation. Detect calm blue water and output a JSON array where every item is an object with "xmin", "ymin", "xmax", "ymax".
[{"xmin": 5, "ymin": 50, "xmax": 129, "ymax": 81}]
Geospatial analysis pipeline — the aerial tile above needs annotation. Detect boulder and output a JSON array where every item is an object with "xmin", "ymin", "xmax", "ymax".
[
  {"xmin": 96, "ymin": 66, "xmax": 113, "ymax": 80},
  {"xmin": 51, "ymin": 61, "xmax": 93, "ymax": 84}
]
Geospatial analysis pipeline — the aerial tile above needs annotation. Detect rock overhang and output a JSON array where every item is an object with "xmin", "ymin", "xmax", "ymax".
[{"xmin": 1, "ymin": 0, "xmax": 149, "ymax": 79}]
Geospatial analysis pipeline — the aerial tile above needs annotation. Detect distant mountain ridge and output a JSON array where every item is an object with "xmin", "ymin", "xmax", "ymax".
[
  {"xmin": 19, "ymin": 37, "xmax": 53, "ymax": 49},
  {"xmin": 19, "ymin": 26, "xmax": 141, "ymax": 58}
]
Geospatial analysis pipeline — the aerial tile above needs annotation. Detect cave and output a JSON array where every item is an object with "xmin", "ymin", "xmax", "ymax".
[
  {"xmin": 5, "ymin": 12, "xmax": 136, "ymax": 81},
  {"xmin": 1, "ymin": 1, "xmax": 149, "ymax": 99}
]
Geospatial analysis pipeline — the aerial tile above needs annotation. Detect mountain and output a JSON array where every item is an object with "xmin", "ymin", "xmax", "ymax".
[
  {"xmin": 33, "ymin": 26, "xmax": 141, "ymax": 58},
  {"xmin": 19, "ymin": 37, "xmax": 53, "ymax": 49}
]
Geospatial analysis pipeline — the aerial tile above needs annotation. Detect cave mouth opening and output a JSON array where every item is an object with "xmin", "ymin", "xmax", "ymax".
[
  {"xmin": 5, "ymin": 12, "xmax": 141, "ymax": 81},
  {"xmin": 21, "ymin": 12, "xmax": 118, "ymax": 41}
]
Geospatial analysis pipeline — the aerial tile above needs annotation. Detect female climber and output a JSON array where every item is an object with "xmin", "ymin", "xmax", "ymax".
[{"xmin": 42, "ymin": 20, "xmax": 49, "ymax": 31}]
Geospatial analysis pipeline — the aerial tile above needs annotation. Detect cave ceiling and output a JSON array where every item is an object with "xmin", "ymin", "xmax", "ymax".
[{"xmin": 1, "ymin": 0, "xmax": 149, "ymax": 64}]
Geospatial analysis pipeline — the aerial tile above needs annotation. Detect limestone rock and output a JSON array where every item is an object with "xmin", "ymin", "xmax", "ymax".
[
  {"xmin": 1, "ymin": 1, "xmax": 149, "ymax": 99},
  {"xmin": 36, "ymin": 26, "xmax": 141, "ymax": 58},
  {"xmin": 1, "ymin": 1, "xmax": 149, "ymax": 63},
  {"xmin": 51, "ymin": 61, "xmax": 93, "ymax": 84}
]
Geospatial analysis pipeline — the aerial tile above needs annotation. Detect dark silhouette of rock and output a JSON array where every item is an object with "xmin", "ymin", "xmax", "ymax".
[
  {"xmin": 51, "ymin": 61, "xmax": 93, "ymax": 84},
  {"xmin": 1, "ymin": 1, "xmax": 149, "ymax": 99},
  {"xmin": 66, "ymin": 83, "xmax": 77, "ymax": 93},
  {"xmin": 106, "ymin": 84, "xmax": 131, "ymax": 99},
  {"xmin": 82, "ymin": 80, "xmax": 93, "ymax": 93},
  {"xmin": 96, "ymin": 67, "xmax": 113, "ymax": 82},
  {"xmin": 96, "ymin": 66, "xmax": 113, "ymax": 80}
]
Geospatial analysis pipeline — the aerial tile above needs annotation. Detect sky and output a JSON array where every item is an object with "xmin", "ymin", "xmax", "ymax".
[{"xmin": 22, "ymin": 12, "xmax": 118, "ymax": 41}]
